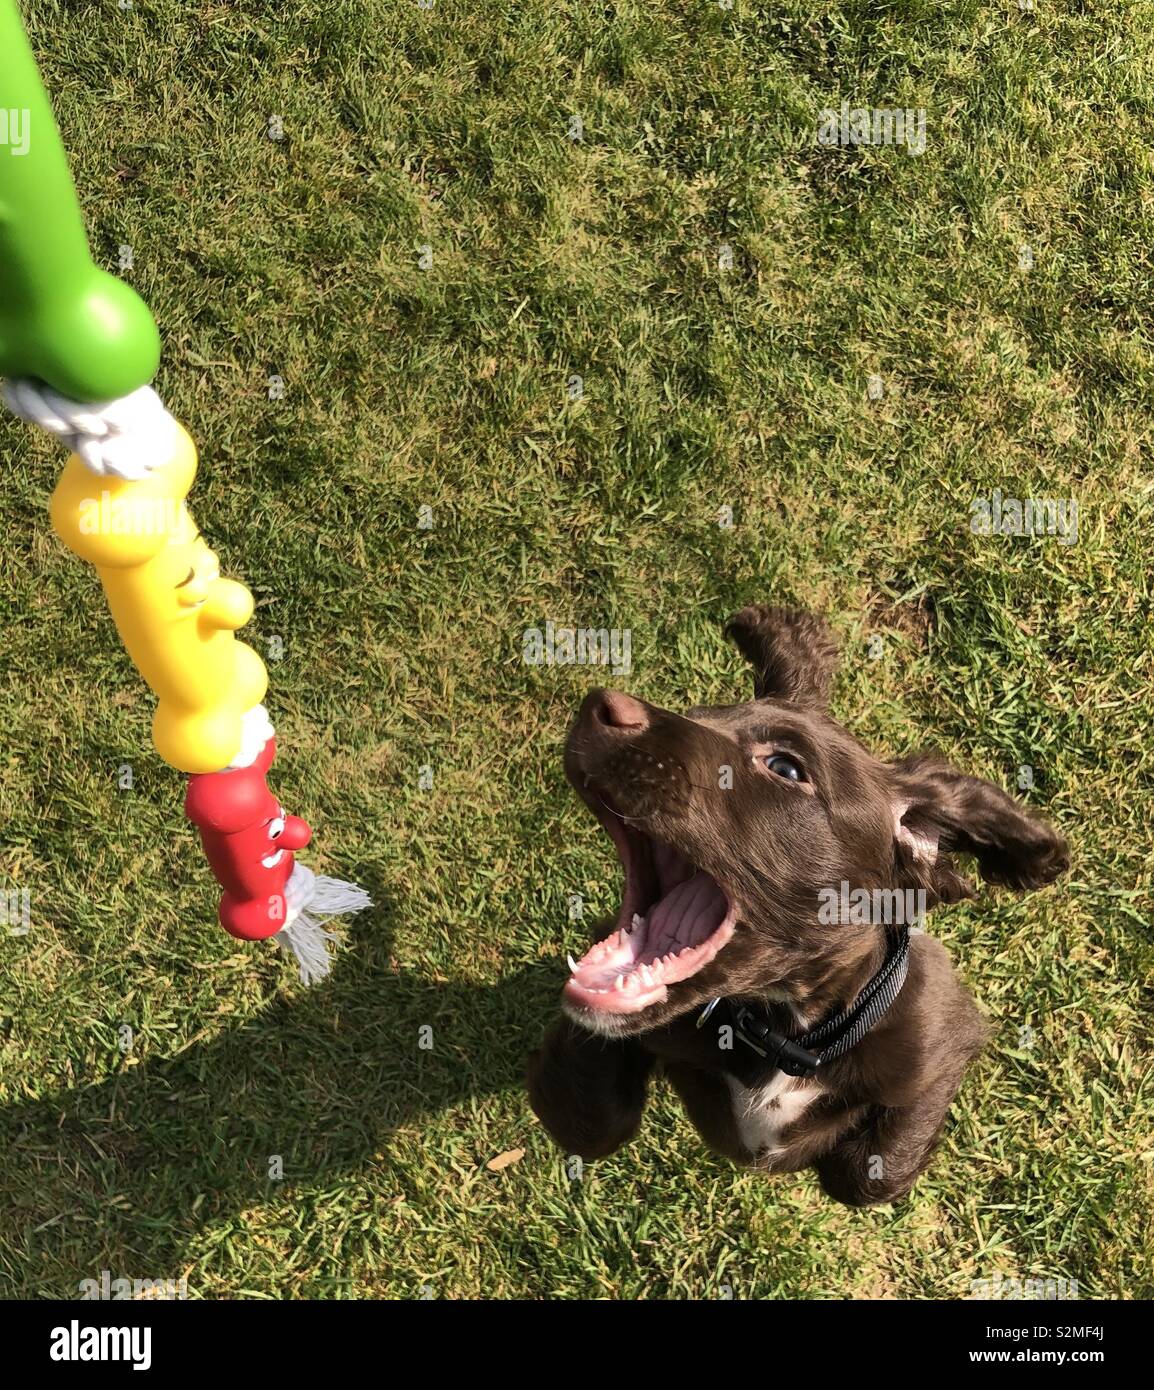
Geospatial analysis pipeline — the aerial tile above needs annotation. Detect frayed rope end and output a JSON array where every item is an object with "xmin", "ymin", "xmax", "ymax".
[{"xmin": 274, "ymin": 870, "xmax": 373, "ymax": 986}]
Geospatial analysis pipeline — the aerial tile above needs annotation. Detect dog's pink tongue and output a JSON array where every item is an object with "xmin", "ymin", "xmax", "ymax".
[{"xmin": 642, "ymin": 871, "xmax": 727, "ymax": 963}]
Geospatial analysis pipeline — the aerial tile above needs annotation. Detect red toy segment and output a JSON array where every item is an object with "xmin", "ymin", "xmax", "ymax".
[{"xmin": 185, "ymin": 737, "xmax": 313, "ymax": 941}]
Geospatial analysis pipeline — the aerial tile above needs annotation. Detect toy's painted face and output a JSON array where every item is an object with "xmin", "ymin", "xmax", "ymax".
[
  {"xmin": 163, "ymin": 510, "xmax": 220, "ymax": 614},
  {"xmin": 258, "ymin": 802, "xmax": 312, "ymax": 873},
  {"xmin": 219, "ymin": 795, "xmax": 312, "ymax": 899},
  {"xmin": 174, "ymin": 544, "xmax": 219, "ymax": 610}
]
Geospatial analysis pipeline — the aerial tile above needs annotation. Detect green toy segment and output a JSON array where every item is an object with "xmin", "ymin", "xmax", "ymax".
[{"xmin": 0, "ymin": 0, "xmax": 159, "ymax": 400}]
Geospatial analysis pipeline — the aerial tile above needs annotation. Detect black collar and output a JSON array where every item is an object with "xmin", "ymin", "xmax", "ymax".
[{"xmin": 695, "ymin": 928, "xmax": 913, "ymax": 1077}]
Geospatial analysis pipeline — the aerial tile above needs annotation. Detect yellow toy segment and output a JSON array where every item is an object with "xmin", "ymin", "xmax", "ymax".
[{"xmin": 50, "ymin": 423, "xmax": 268, "ymax": 773}]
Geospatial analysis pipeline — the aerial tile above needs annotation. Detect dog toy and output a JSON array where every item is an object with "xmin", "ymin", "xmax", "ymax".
[
  {"xmin": 0, "ymin": 2, "xmax": 370, "ymax": 980},
  {"xmin": 186, "ymin": 738, "xmax": 312, "ymax": 942},
  {"xmin": 49, "ymin": 423, "xmax": 268, "ymax": 773}
]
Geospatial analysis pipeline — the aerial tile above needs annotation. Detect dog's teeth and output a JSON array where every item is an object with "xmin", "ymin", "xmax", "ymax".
[
  {"xmin": 631, "ymin": 913, "xmax": 646, "ymax": 934},
  {"xmin": 614, "ymin": 975, "xmax": 626, "ymax": 991},
  {"xmin": 567, "ymin": 954, "xmax": 580, "ymax": 974}
]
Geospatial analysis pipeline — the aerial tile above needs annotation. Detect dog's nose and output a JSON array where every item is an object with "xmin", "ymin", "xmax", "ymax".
[{"xmin": 592, "ymin": 690, "xmax": 649, "ymax": 732}]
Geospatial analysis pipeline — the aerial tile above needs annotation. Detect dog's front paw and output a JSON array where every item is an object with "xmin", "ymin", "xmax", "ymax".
[{"xmin": 527, "ymin": 1021, "xmax": 654, "ymax": 1161}]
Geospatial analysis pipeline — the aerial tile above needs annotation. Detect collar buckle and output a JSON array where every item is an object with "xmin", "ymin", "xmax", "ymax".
[
  {"xmin": 707, "ymin": 927, "xmax": 912, "ymax": 1077},
  {"xmin": 732, "ymin": 1006, "xmax": 821, "ymax": 1075}
]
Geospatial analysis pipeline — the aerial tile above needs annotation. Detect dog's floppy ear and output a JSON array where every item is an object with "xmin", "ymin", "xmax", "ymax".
[
  {"xmin": 725, "ymin": 605, "xmax": 839, "ymax": 708},
  {"xmin": 890, "ymin": 754, "xmax": 1068, "ymax": 898}
]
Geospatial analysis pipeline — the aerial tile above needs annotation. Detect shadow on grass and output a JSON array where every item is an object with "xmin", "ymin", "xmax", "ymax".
[{"xmin": 2, "ymin": 892, "xmax": 560, "ymax": 1294}]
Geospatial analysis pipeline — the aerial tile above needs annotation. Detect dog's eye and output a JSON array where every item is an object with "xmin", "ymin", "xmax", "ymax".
[{"xmin": 763, "ymin": 754, "xmax": 805, "ymax": 782}]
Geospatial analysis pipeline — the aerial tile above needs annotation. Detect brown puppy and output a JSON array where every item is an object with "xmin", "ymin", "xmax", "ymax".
[{"xmin": 528, "ymin": 606, "xmax": 1068, "ymax": 1205}]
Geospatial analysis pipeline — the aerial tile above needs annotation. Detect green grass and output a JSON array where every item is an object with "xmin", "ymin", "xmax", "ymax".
[{"xmin": 1, "ymin": 0, "xmax": 1151, "ymax": 1299}]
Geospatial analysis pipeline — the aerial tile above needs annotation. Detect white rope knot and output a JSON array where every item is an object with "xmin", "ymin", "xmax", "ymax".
[
  {"xmin": 227, "ymin": 705, "xmax": 276, "ymax": 770},
  {"xmin": 2, "ymin": 378, "xmax": 177, "ymax": 480}
]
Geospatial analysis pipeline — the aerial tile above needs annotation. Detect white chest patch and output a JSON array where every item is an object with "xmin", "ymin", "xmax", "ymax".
[{"xmin": 725, "ymin": 1071, "xmax": 820, "ymax": 1160}]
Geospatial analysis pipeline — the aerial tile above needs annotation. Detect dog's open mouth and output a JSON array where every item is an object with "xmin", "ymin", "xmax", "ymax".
[{"xmin": 565, "ymin": 788, "xmax": 737, "ymax": 1015}]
